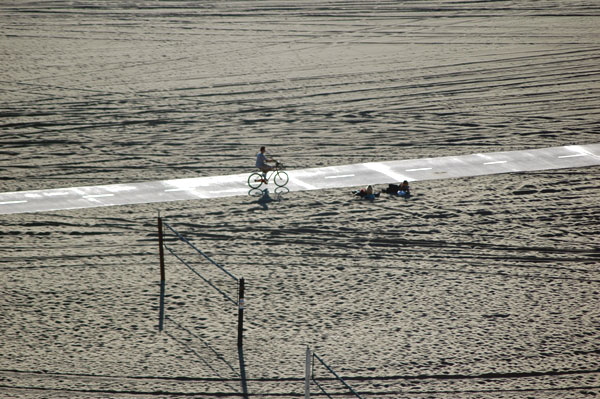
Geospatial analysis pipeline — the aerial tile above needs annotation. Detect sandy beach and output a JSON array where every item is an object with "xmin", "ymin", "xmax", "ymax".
[{"xmin": 1, "ymin": 1, "xmax": 599, "ymax": 397}]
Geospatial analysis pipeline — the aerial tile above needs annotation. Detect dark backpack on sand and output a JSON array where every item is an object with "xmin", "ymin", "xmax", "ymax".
[{"xmin": 385, "ymin": 184, "xmax": 399, "ymax": 194}]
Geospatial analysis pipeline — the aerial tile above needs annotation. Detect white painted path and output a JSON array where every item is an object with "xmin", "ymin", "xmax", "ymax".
[{"xmin": 1, "ymin": 144, "xmax": 599, "ymax": 215}]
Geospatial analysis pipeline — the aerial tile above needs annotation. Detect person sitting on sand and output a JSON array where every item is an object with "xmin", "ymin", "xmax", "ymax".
[
  {"xmin": 381, "ymin": 181, "xmax": 410, "ymax": 197},
  {"xmin": 398, "ymin": 180, "xmax": 410, "ymax": 196},
  {"xmin": 354, "ymin": 185, "xmax": 379, "ymax": 200},
  {"xmin": 256, "ymin": 146, "xmax": 275, "ymax": 180}
]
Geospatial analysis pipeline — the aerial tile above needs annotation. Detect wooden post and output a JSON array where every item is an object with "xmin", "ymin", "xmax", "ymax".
[
  {"xmin": 158, "ymin": 215, "xmax": 166, "ymax": 331},
  {"xmin": 158, "ymin": 215, "xmax": 165, "ymax": 281},
  {"xmin": 237, "ymin": 278, "xmax": 245, "ymax": 347},
  {"xmin": 304, "ymin": 346, "xmax": 312, "ymax": 399}
]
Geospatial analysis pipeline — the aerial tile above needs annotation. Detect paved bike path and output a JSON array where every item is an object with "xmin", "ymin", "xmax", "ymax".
[{"xmin": 1, "ymin": 143, "xmax": 599, "ymax": 215}]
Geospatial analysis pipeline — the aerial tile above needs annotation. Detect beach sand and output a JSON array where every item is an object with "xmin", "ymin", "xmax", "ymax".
[{"xmin": 1, "ymin": 1, "xmax": 599, "ymax": 397}]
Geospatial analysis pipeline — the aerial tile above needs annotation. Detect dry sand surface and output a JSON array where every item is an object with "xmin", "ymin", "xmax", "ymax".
[{"xmin": 1, "ymin": 1, "xmax": 599, "ymax": 398}]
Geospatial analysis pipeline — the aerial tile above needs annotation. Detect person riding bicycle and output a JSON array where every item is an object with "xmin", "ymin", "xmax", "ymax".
[
  {"xmin": 249, "ymin": 146, "xmax": 288, "ymax": 189},
  {"xmin": 256, "ymin": 146, "xmax": 275, "ymax": 181}
]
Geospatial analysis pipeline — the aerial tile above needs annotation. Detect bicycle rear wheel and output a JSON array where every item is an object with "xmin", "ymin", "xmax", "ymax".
[
  {"xmin": 274, "ymin": 171, "xmax": 289, "ymax": 187},
  {"xmin": 248, "ymin": 172, "xmax": 264, "ymax": 189}
]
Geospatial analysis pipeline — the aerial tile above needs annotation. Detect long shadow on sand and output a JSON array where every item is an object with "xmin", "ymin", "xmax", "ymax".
[
  {"xmin": 248, "ymin": 187, "xmax": 288, "ymax": 210},
  {"xmin": 238, "ymin": 346, "xmax": 249, "ymax": 399},
  {"xmin": 165, "ymin": 315, "xmax": 248, "ymax": 396}
]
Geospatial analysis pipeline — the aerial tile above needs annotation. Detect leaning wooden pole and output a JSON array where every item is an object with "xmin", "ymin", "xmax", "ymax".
[
  {"xmin": 158, "ymin": 214, "xmax": 166, "ymax": 331},
  {"xmin": 237, "ymin": 278, "xmax": 245, "ymax": 347}
]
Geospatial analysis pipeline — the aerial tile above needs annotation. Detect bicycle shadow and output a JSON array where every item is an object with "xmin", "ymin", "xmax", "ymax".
[{"xmin": 248, "ymin": 187, "xmax": 289, "ymax": 210}]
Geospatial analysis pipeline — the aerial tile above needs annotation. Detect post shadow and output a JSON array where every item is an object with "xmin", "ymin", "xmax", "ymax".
[
  {"xmin": 238, "ymin": 346, "xmax": 249, "ymax": 399},
  {"xmin": 237, "ymin": 278, "xmax": 248, "ymax": 398}
]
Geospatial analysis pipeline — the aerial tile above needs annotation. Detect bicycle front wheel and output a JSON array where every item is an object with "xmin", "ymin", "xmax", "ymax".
[
  {"xmin": 248, "ymin": 172, "xmax": 264, "ymax": 189},
  {"xmin": 274, "ymin": 171, "xmax": 289, "ymax": 187}
]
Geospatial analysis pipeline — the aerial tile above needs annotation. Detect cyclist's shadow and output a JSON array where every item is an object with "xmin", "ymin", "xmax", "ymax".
[{"xmin": 249, "ymin": 187, "xmax": 289, "ymax": 210}]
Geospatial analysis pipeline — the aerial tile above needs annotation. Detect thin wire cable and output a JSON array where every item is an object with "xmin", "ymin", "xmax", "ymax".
[
  {"xmin": 312, "ymin": 352, "xmax": 364, "ymax": 399},
  {"xmin": 163, "ymin": 221, "xmax": 238, "ymax": 282},
  {"xmin": 164, "ymin": 244, "xmax": 236, "ymax": 306}
]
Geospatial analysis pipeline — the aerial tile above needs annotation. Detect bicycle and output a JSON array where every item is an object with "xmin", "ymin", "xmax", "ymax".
[{"xmin": 247, "ymin": 161, "xmax": 289, "ymax": 189}]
